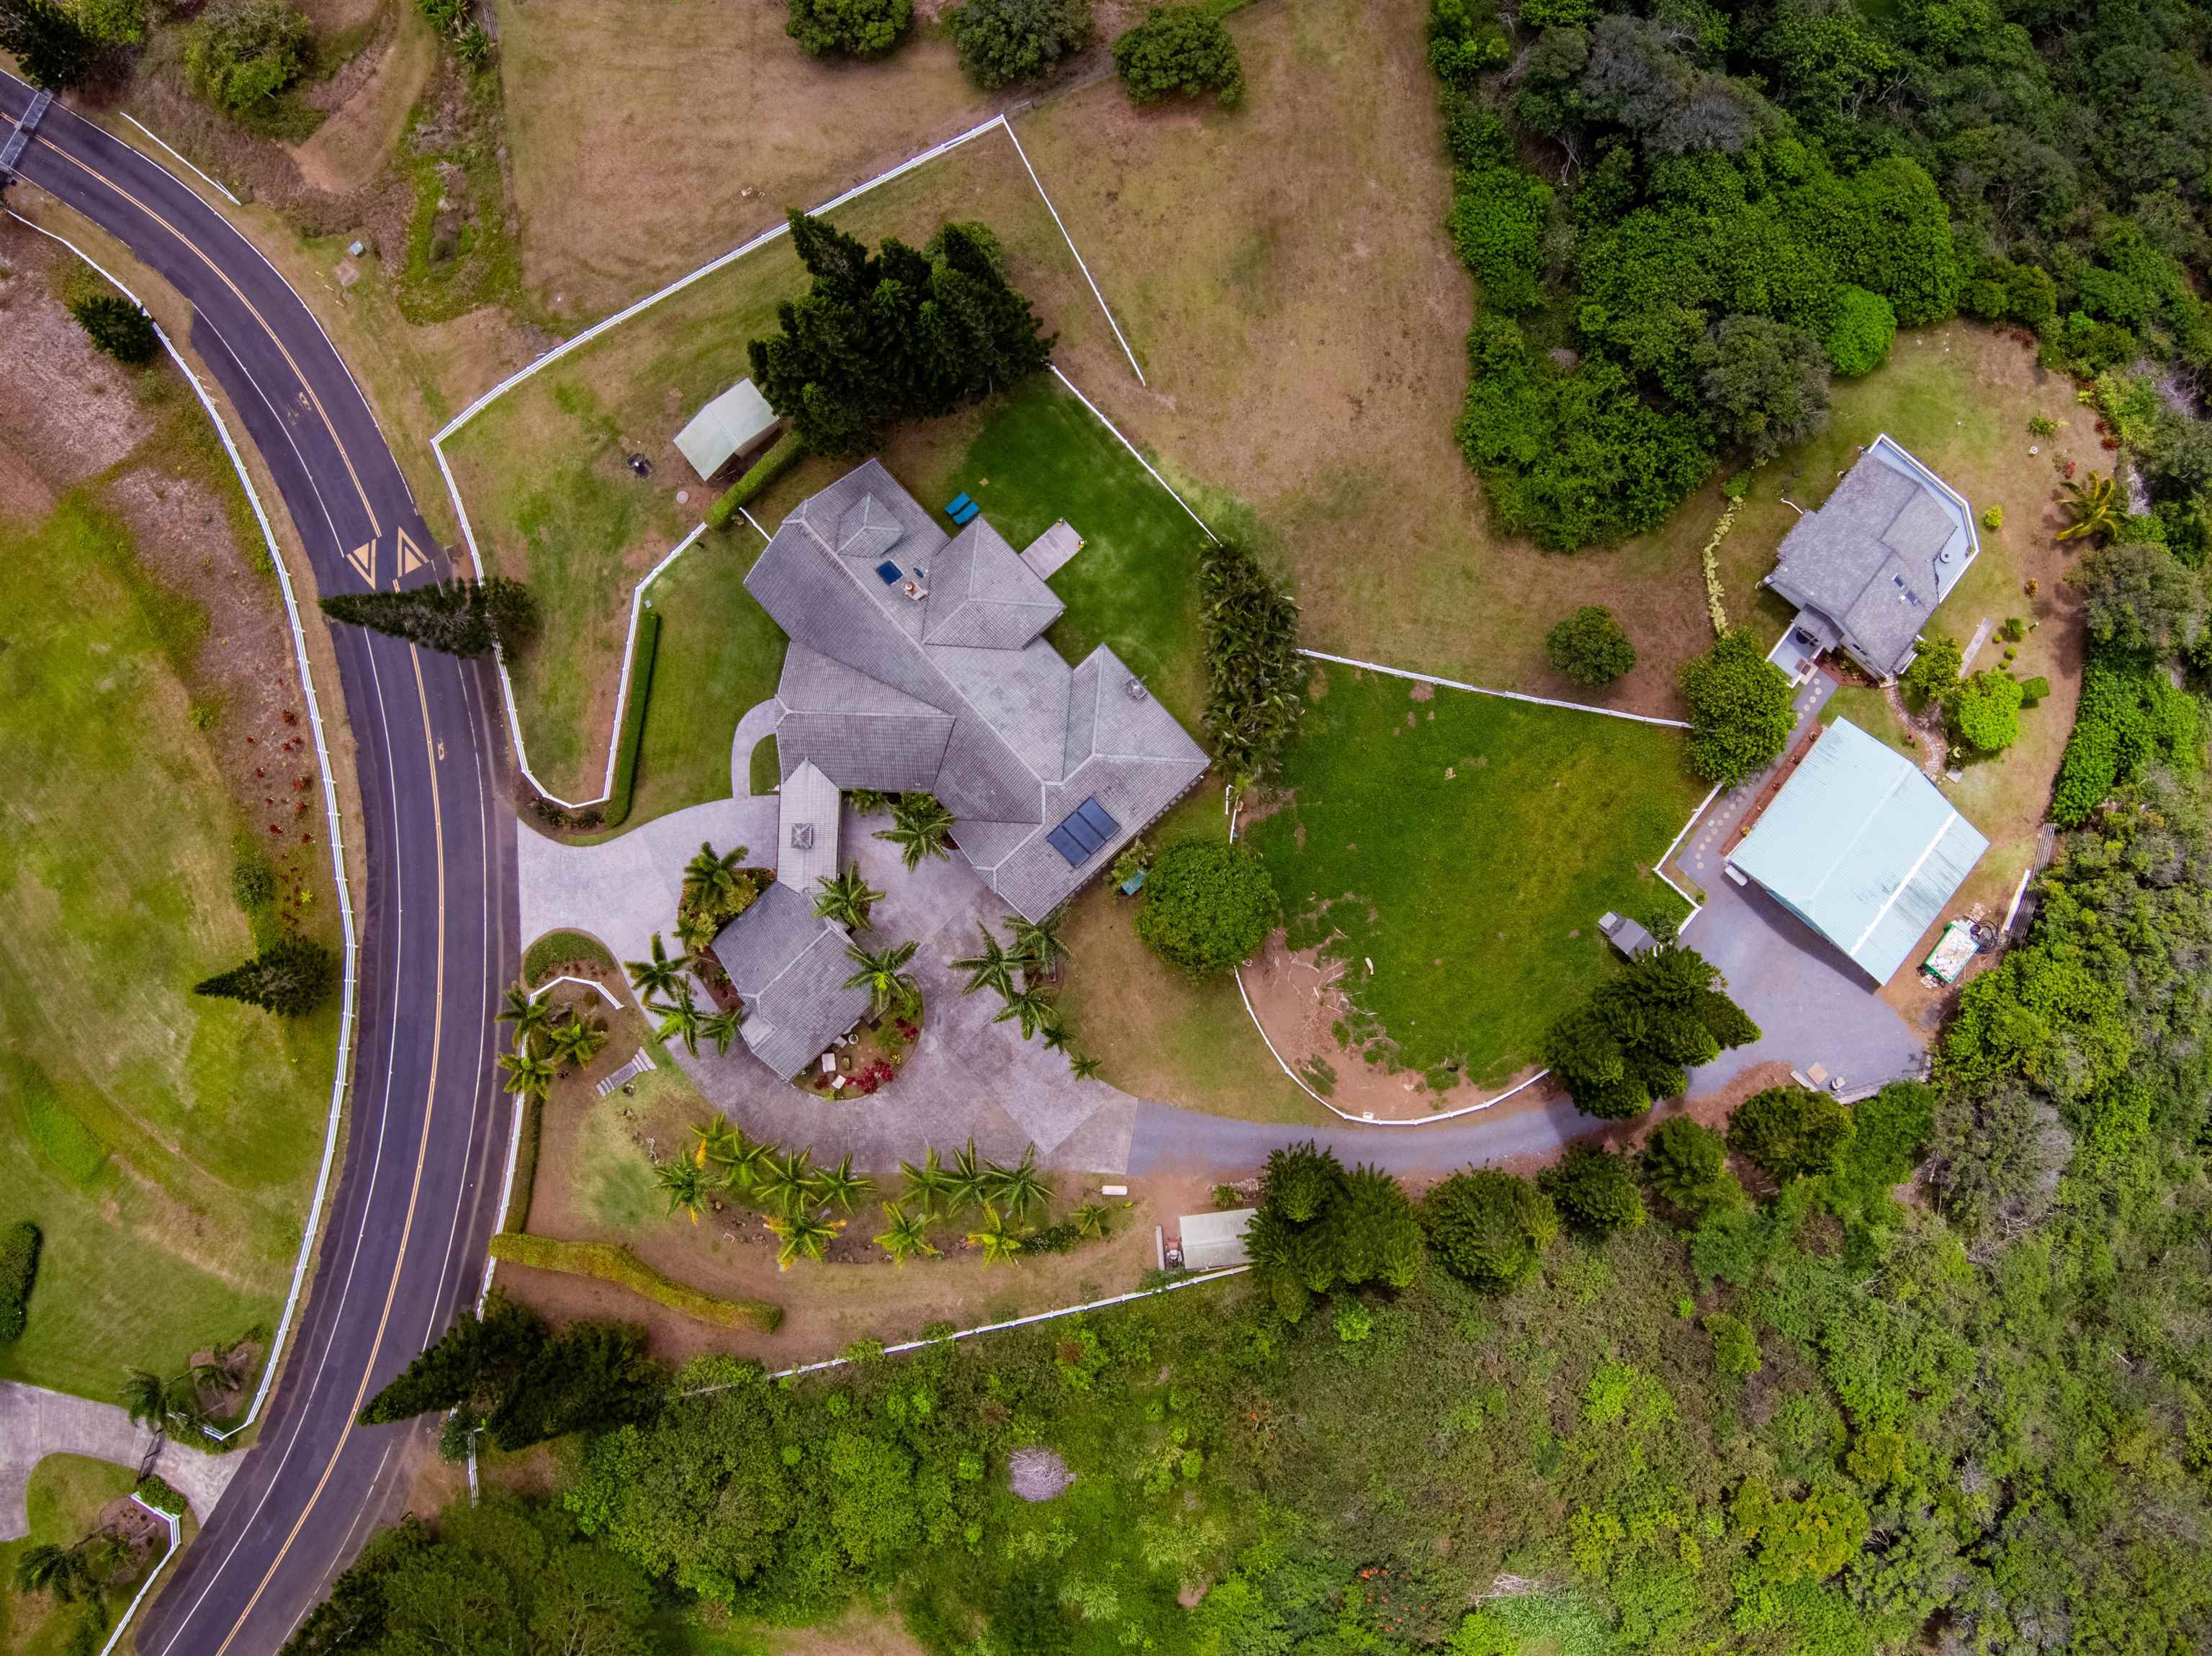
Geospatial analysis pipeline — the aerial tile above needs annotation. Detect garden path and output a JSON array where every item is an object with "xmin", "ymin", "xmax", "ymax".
[
  {"xmin": 729, "ymin": 697, "xmax": 786, "ymax": 797},
  {"xmin": 0, "ymin": 1381, "xmax": 240, "ymax": 1539}
]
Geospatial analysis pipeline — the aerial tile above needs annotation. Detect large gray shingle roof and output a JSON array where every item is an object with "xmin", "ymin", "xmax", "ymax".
[{"xmin": 1764, "ymin": 434, "xmax": 1976, "ymax": 678}]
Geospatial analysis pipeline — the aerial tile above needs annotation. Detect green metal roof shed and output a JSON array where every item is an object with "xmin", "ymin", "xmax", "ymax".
[{"xmin": 1726, "ymin": 718, "xmax": 1987, "ymax": 984}]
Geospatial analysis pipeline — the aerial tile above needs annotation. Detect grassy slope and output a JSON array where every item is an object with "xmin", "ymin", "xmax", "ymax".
[
  {"xmin": 0, "ymin": 1456, "xmax": 145, "ymax": 1656},
  {"xmin": 0, "ymin": 495, "xmax": 334, "ymax": 1397},
  {"xmin": 1247, "ymin": 665, "xmax": 1701, "ymax": 1086}
]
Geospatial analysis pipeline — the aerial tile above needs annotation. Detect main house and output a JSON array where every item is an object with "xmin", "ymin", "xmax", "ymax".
[
  {"xmin": 708, "ymin": 460, "xmax": 1211, "ymax": 1080},
  {"xmin": 1763, "ymin": 435, "xmax": 1977, "ymax": 682}
]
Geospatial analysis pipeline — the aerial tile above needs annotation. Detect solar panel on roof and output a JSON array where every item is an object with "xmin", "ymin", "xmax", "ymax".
[
  {"xmin": 1045, "ymin": 796, "xmax": 1120, "ymax": 866},
  {"xmin": 875, "ymin": 560, "xmax": 902, "ymax": 584},
  {"xmin": 1075, "ymin": 798, "xmax": 1119, "ymax": 841},
  {"xmin": 1047, "ymin": 825, "xmax": 1088, "ymax": 865}
]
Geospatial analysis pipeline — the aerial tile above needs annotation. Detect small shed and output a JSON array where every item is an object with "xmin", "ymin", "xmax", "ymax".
[
  {"xmin": 1599, "ymin": 912, "xmax": 1659, "ymax": 959},
  {"xmin": 674, "ymin": 378, "xmax": 778, "ymax": 481},
  {"xmin": 1178, "ymin": 1207, "xmax": 1256, "ymax": 1271}
]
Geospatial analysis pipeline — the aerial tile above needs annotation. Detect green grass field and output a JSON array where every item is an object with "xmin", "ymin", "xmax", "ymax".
[
  {"xmin": 0, "ymin": 1456, "xmax": 149, "ymax": 1656},
  {"xmin": 1246, "ymin": 664, "xmax": 1703, "ymax": 1086},
  {"xmin": 0, "ymin": 493, "xmax": 337, "ymax": 1398}
]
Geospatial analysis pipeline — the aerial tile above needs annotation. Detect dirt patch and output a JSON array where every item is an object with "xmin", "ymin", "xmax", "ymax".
[
  {"xmin": 1008, "ymin": 1446, "xmax": 1076, "ymax": 1501},
  {"xmin": 292, "ymin": 13, "xmax": 439, "ymax": 197},
  {"xmin": 0, "ymin": 246, "xmax": 155, "ymax": 483}
]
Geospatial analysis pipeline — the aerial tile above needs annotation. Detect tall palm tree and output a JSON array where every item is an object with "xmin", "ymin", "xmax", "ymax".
[
  {"xmin": 681, "ymin": 842, "xmax": 750, "ymax": 909},
  {"xmin": 812, "ymin": 1154, "xmax": 875, "ymax": 1215},
  {"xmin": 873, "ymin": 1202, "xmax": 939, "ymax": 1265},
  {"xmin": 655, "ymin": 1157, "xmax": 711, "ymax": 1224},
  {"xmin": 120, "ymin": 1368, "xmax": 170, "ymax": 1435},
  {"xmin": 701, "ymin": 1004, "xmax": 745, "ymax": 1056},
  {"xmin": 2056, "ymin": 469, "xmax": 2121, "ymax": 544},
  {"xmin": 755, "ymin": 1148, "xmax": 820, "ymax": 1216},
  {"xmin": 624, "ymin": 933, "xmax": 688, "ymax": 1002},
  {"xmin": 13, "ymin": 1543, "xmax": 88, "ymax": 1602},
  {"xmin": 496, "ymin": 981, "xmax": 553, "ymax": 1050},
  {"xmin": 951, "ymin": 926, "xmax": 1022, "ymax": 999},
  {"xmin": 1069, "ymin": 1052, "xmax": 1104, "ymax": 1081},
  {"xmin": 843, "ymin": 939, "xmax": 921, "ymax": 1020},
  {"xmin": 649, "ymin": 988, "xmax": 704, "ymax": 1057},
  {"xmin": 967, "ymin": 1205, "xmax": 1025, "ymax": 1267},
  {"xmin": 945, "ymin": 1138, "xmax": 991, "ymax": 1214},
  {"xmin": 813, "ymin": 863, "xmax": 884, "ymax": 930},
  {"xmin": 992, "ymin": 984, "xmax": 1054, "ymax": 1041},
  {"xmin": 497, "ymin": 1046, "xmax": 556, "ymax": 1102},
  {"xmin": 548, "ymin": 1012, "xmax": 608, "ymax": 1072},
  {"xmin": 1009, "ymin": 908, "xmax": 1068, "ymax": 978},
  {"xmin": 900, "ymin": 1146, "xmax": 956, "ymax": 1218},
  {"xmin": 765, "ymin": 1210, "xmax": 843, "ymax": 1271},
  {"xmin": 691, "ymin": 1117, "xmax": 741, "ymax": 1169},
  {"xmin": 876, "ymin": 793, "xmax": 956, "ymax": 870},
  {"xmin": 984, "ymin": 1144, "xmax": 1051, "ymax": 1218}
]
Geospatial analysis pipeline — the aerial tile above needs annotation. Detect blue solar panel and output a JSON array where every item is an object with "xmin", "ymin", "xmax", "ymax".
[
  {"xmin": 1046, "ymin": 796, "xmax": 1121, "ymax": 866},
  {"xmin": 1075, "ymin": 798, "xmax": 1120, "ymax": 841},
  {"xmin": 875, "ymin": 560, "xmax": 902, "ymax": 584},
  {"xmin": 1047, "ymin": 826, "xmax": 1089, "ymax": 865}
]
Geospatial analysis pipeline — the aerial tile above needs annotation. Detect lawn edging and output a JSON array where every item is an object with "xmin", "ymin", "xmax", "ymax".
[
  {"xmin": 487, "ymin": 1233, "xmax": 783, "ymax": 1332},
  {"xmin": 10, "ymin": 212, "xmax": 361, "ymax": 1449}
]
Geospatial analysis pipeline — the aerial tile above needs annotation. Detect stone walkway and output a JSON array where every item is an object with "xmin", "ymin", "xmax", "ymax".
[{"xmin": 0, "ymin": 1380, "xmax": 240, "ymax": 1539}]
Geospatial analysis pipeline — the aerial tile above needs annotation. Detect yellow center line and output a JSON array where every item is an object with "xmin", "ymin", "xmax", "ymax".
[
  {"xmin": 210, "ymin": 645, "xmax": 447, "ymax": 1656},
  {"xmin": 35, "ymin": 134, "xmax": 382, "ymax": 539}
]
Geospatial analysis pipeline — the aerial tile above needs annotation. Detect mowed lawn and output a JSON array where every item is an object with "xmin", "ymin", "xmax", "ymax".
[
  {"xmin": 0, "ymin": 1455, "xmax": 147, "ymax": 1656},
  {"xmin": 1246, "ymin": 665, "xmax": 1702, "ymax": 1086},
  {"xmin": 0, "ymin": 495, "xmax": 336, "ymax": 1398}
]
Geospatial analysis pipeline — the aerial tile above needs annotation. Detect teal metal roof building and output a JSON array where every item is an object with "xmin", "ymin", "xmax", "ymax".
[{"xmin": 1726, "ymin": 719, "xmax": 1987, "ymax": 984}]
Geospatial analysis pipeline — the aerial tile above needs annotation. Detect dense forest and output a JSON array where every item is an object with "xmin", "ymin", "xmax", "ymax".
[{"xmin": 1433, "ymin": 0, "xmax": 2212, "ymax": 549}]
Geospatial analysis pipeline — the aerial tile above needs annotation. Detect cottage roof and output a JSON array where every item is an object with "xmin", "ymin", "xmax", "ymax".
[{"xmin": 711, "ymin": 881, "xmax": 871, "ymax": 1079}]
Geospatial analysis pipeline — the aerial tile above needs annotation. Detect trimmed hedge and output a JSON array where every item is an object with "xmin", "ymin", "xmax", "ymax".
[
  {"xmin": 487, "ymin": 1233, "xmax": 782, "ymax": 1332},
  {"xmin": 705, "ymin": 429, "xmax": 805, "ymax": 530},
  {"xmin": 0, "ymin": 1221, "xmax": 40, "ymax": 1342},
  {"xmin": 135, "ymin": 1474, "xmax": 188, "ymax": 1517},
  {"xmin": 503, "ymin": 1097, "xmax": 541, "ymax": 1236},
  {"xmin": 603, "ymin": 609, "xmax": 660, "ymax": 829}
]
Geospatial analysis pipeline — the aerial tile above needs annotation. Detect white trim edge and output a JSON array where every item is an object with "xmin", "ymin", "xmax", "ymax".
[
  {"xmin": 97, "ymin": 1499, "xmax": 183, "ymax": 1656},
  {"xmin": 119, "ymin": 113, "xmax": 241, "ymax": 207}
]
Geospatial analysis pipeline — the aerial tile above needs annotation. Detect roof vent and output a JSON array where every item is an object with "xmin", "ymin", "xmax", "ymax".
[
  {"xmin": 789, "ymin": 822, "xmax": 816, "ymax": 850},
  {"xmin": 1123, "ymin": 677, "xmax": 1149, "ymax": 702}
]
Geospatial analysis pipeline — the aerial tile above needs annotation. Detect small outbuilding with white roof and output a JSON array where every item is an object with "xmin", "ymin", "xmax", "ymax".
[
  {"xmin": 674, "ymin": 378, "xmax": 779, "ymax": 481},
  {"xmin": 1178, "ymin": 1208, "xmax": 1256, "ymax": 1271}
]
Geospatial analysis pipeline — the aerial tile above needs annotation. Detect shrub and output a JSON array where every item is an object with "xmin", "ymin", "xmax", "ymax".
[
  {"xmin": 185, "ymin": 0, "xmax": 312, "ymax": 115},
  {"xmin": 1678, "ymin": 629, "xmax": 1794, "ymax": 787},
  {"xmin": 945, "ymin": 0, "xmax": 1091, "ymax": 89},
  {"xmin": 705, "ymin": 429, "xmax": 804, "ymax": 530},
  {"xmin": 1536, "ymin": 1144, "xmax": 1645, "ymax": 1240},
  {"xmin": 1200, "ymin": 539, "xmax": 1302, "ymax": 786},
  {"xmin": 2050, "ymin": 654, "xmax": 2200, "ymax": 827},
  {"xmin": 1112, "ymin": 5, "xmax": 1241, "ymax": 107},
  {"xmin": 320, "ymin": 577, "xmax": 537, "ymax": 658},
  {"xmin": 1447, "ymin": 166, "xmax": 1552, "ymax": 315},
  {"xmin": 1244, "ymin": 1144, "xmax": 1421, "ymax": 1321},
  {"xmin": 1823, "ymin": 286, "xmax": 1897, "ymax": 378},
  {"xmin": 787, "ymin": 0, "xmax": 911, "ymax": 58},
  {"xmin": 1544, "ymin": 605, "xmax": 1636, "ymax": 686},
  {"xmin": 231, "ymin": 844, "xmax": 277, "ymax": 913},
  {"xmin": 1546, "ymin": 945, "xmax": 1760, "ymax": 1118},
  {"xmin": 1727, "ymin": 1086, "xmax": 1853, "ymax": 1182},
  {"xmin": 1822, "ymin": 1080, "xmax": 1933, "ymax": 1217},
  {"xmin": 194, "ymin": 934, "xmax": 334, "ymax": 1017},
  {"xmin": 69, "ymin": 295, "xmax": 159, "ymax": 364},
  {"xmin": 1694, "ymin": 315, "xmax": 1831, "ymax": 464},
  {"xmin": 1982, "ymin": 504, "xmax": 2003, "ymax": 531},
  {"xmin": 1136, "ymin": 840, "xmax": 1277, "ymax": 976},
  {"xmin": 2018, "ymin": 675, "xmax": 2050, "ymax": 706},
  {"xmin": 1899, "ymin": 632, "xmax": 1961, "ymax": 708},
  {"xmin": 1422, "ymin": 1169, "xmax": 1557, "ymax": 1293},
  {"xmin": 1705, "ymin": 1311, "xmax": 1761, "ymax": 1378},
  {"xmin": 603, "ymin": 610, "xmax": 658, "ymax": 830},
  {"xmin": 1640, "ymin": 1117, "xmax": 1739, "ymax": 1220},
  {"xmin": 0, "ymin": 1221, "xmax": 41, "ymax": 1343},
  {"xmin": 133, "ymin": 1474, "xmax": 187, "ymax": 1516},
  {"xmin": 1946, "ymin": 670, "xmax": 2023, "ymax": 755}
]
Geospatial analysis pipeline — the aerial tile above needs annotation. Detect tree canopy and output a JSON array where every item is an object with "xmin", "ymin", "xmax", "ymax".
[
  {"xmin": 1134, "ymin": 839, "xmax": 1277, "ymax": 977},
  {"xmin": 320, "ymin": 577, "xmax": 537, "ymax": 658},
  {"xmin": 1678, "ymin": 629, "xmax": 1794, "ymax": 787},
  {"xmin": 1113, "ymin": 4, "xmax": 1244, "ymax": 106},
  {"xmin": 1545, "ymin": 943, "xmax": 1760, "ymax": 1117}
]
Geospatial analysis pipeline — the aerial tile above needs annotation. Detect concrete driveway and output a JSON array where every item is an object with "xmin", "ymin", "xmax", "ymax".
[{"xmin": 0, "ymin": 1380, "xmax": 240, "ymax": 1538}]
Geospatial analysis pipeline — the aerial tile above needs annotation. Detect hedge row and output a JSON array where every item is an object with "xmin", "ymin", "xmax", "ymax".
[
  {"xmin": 704, "ymin": 429, "xmax": 806, "ymax": 530},
  {"xmin": 603, "ymin": 610, "xmax": 660, "ymax": 830},
  {"xmin": 0, "ymin": 1220, "xmax": 41, "ymax": 1342},
  {"xmin": 503, "ymin": 1097, "xmax": 542, "ymax": 1237},
  {"xmin": 487, "ymin": 1233, "xmax": 782, "ymax": 1332}
]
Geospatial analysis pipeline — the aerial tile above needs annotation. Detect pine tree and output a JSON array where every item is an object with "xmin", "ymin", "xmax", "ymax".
[
  {"xmin": 320, "ymin": 577, "xmax": 536, "ymax": 658},
  {"xmin": 357, "ymin": 1294, "xmax": 546, "ymax": 1425},
  {"xmin": 193, "ymin": 934, "xmax": 334, "ymax": 1017},
  {"xmin": 0, "ymin": 0, "xmax": 104, "ymax": 89},
  {"xmin": 69, "ymin": 294, "xmax": 160, "ymax": 364}
]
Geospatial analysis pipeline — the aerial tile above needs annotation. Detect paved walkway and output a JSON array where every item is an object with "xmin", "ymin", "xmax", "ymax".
[
  {"xmin": 730, "ymin": 698, "xmax": 784, "ymax": 798},
  {"xmin": 0, "ymin": 1381, "xmax": 240, "ymax": 1538},
  {"xmin": 1673, "ymin": 670, "xmax": 1929, "ymax": 1095}
]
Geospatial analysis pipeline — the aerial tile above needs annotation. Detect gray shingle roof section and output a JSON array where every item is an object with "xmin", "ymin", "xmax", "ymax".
[
  {"xmin": 744, "ymin": 462, "xmax": 1211, "ymax": 919},
  {"xmin": 775, "ymin": 760, "xmax": 842, "ymax": 893},
  {"xmin": 711, "ymin": 881, "xmax": 871, "ymax": 1079},
  {"xmin": 1764, "ymin": 435, "xmax": 1976, "ymax": 679},
  {"xmin": 924, "ymin": 518, "xmax": 1064, "ymax": 649}
]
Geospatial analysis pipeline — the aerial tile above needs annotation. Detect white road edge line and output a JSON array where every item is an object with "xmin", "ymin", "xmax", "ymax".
[
  {"xmin": 96, "ymin": 1499, "xmax": 182, "ymax": 1656},
  {"xmin": 119, "ymin": 112, "xmax": 241, "ymax": 207}
]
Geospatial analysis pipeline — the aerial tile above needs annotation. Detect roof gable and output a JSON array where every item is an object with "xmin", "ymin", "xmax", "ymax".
[{"xmin": 922, "ymin": 518, "xmax": 1064, "ymax": 649}]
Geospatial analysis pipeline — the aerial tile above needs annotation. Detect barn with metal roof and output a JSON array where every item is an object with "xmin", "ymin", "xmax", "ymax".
[{"xmin": 1725, "ymin": 718, "xmax": 1988, "ymax": 985}]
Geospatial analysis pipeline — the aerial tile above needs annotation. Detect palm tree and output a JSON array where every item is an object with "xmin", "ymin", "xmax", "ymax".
[
  {"xmin": 548, "ymin": 1012, "xmax": 608, "ymax": 1072},
  {"xmin": 984, "ymin": 1144, "xmax": 1052, "ymax": 1217},
  {"xmin": 967, "ymin": 1205, "xmax": 1025, "ymax": 1267},
  {"xmin": 1069, "ymin": 1052, "xmax": 1104, "ymax": 1081},
  {"xmin": 701, "ymin": 1004, "xmax": 745, "ymax": 1056},
  {"xmin": 814, "ymin": 863, "xmax": 884, "ymax": 930},
  {"xmin": 1071, "ymin": 1201, "xmax": 1112, "ymax": 1240},
  {"xmin": 2056, "ymin": 469, "xmax": 2121, "ymax": 544},
  {"xmin": 900, "ymin": 1146, "xmax": 956, "ymax": 1218},
  {"xmin": 649, "ymin": 989, "xmax": 704, "ymax": 1057},
  {"xmin": 755, "ymin": 1148, "xmax": 820, "ymax": 1216},
  {"xmin": 992, "ymin": 984, "xmax": 1054, "ymax": 1041},
  {"xmin": 766, "ymin": 1210, "xmax": 843, "ymax": 1270},
  {"xmin": 497, "ymin": 1046, "xmax": 556, "ymax": 1102},
  {"xmin": 624, "ymin": 932, "xmax": 688, "ymax": 1002},
  {"xmin": 13, "ymin": 1543, "xmax": 89, "ymax": 1602},
  {"xmin": 1038, "ymin": 1018, "xmax": 1073, "ymax": 1056},
  {"xmin": 691, "ymin": 1117, "xmax": 740, "ymax": 1169},
  {"xmin": 681, "ymin": 841, "xmax": 750, "ymax": 909},
  {"xmin": 1009, "ymin": 908, "xmax": 1068, "ymax": 978},
  {"xmin": 945, "ymin": 1138, "xmax": 991, "ymax": 1214},
  {"xmin": 843, "ymin": 939, "xmax": 921, "ymax": 1021},
  {"xmin": 873, "ymin": 1202, "xmax": 939, "ymax": 1265},
  {"xmin": 951, "ymin": 925, "xmax": 1022, "ymax": 999},
  {"xmin": 812, "ymin": 1153, "xmax": 875, "ymax": 1215},
  {"xmin": 876, "ymin": 793, "xmax": 956, "ymax": 870},
  {"xmin": 496, "ymin": 981, "xmax": 552, "ymax": 1050},
  {"xmin": 120, "ymin": 1368, "xmax": 170, "ymax": 1434},
  {"xmin": 655, "ymin": 1157, "xmax": 711, "ymax": 1224}
]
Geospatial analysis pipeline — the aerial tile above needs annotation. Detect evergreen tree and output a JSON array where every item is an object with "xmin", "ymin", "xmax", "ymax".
[
  {"xmin": 1536, "ymin": 1143, "xmax": 1646, "ymax": 1240},
  {"xmin": 358, "ymin": 1293, "xmax": 547, "ymax": 1425},
  {"xmin": 1727, "ymin": 1086, "xmax": 1856, "ymax": 1183},
  {"xmin": 69, "ymin": 295, "xmax": 160, "ymax": 365},
  {"xmin": 1244, "ymin": 1144, "xmax": 1420, "ymax": 1320},
  {"xmin": 0, "ymin": 0, "xmax": 104, "ymax": 89},
  {"xmin": 320, "ymin": 577, "xmax": 536, "ymax": 658},
  {"xmin": 193, "ymin": 934, "xmax": 334, "ymax": 1017},
  {"xmin": 1545, "ymin": 945, "xmax": 1759, "ymax": 1119},
  {"xmin": 1640, "ymin": 1115, "xmax": 1737, "ymax": 1218},
  {"xmin": 1421, "ymin": 1169, "xmax": 1557, "ymax": 1293}
]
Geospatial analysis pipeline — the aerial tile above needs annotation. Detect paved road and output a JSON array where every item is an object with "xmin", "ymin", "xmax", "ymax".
[{"xmin": 1, "ymin": 74, "xmax": 517, "ymax": 1656}]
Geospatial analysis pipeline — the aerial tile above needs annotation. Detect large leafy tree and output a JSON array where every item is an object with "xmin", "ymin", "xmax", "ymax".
[
  {"xmin": 1727, "ymin": 1086, "xmax": 1855, "ymax": 1184},
  {"xmin": 786, "ymin": 0, "xmax": 909, "ymax": 58},
  {"xmin": 1545, "ymin": 604, "xmax": 1637, "ymax": 686},
  {"xmin": 1536, "ymin": 1143, "xmax": 1646, "ymax": 1239},
  {"xmin": 945, "ymin": 0, "xmax": 1091, "ymax": 89},
  {"xmin": 1693, "ymin": 315, "xmax": 1832, "ymax": 464},
  {"xmin": 1135, "ymin": 839, "xmax": 1277, "ymax": 977},
  {"xmin": 750, "ymin": 215, "xmax": 1053, "ymax": 456},
  {"xmin": 1421, "ymin": 1168, "xmax": 1557, "ymax": 1293},
  {"xmin": 0, "ymin": 0, "xmax": 103, "ymax": 88},
  {"xmin": 1678, "ymin": 629, "xmax": 1794, "ymax": 788},
  {"xmin": 1546, "ymin": 945, "xmax": 1760, "ymax": 1119},
  {"xmin": 1112, "ymin": 4, "xmax": 1243, "ymax": 106}
]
